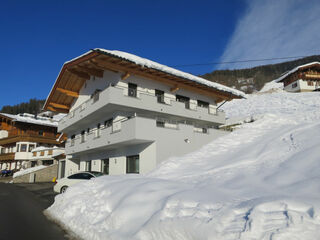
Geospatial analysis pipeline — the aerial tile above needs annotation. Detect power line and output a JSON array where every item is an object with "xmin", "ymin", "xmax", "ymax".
[{"xmin": 170, "ymin": 54, "xmax": 320, "ymax": 68}]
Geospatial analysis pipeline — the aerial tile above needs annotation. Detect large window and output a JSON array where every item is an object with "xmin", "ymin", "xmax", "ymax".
[
  {"xmin": 126, "ymin": 155, "xmax": 139, "ymax": 174},
  {"xmin": 155, "ymin": 89, "xmax": 165, "ymax": 103},
  {"xmin": 176, "ymin": 95, "xmax": 190, "ymax": 109},
  {"xmin": 128, "ymin": 83, "xmax": 137, "ymax": 97}
]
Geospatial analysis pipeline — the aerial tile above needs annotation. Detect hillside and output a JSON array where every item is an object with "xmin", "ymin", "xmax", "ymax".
[
  {"xmin": 0, "ymin": 98, "xmax": 45, "ymax": 115},
  {"xmin": 201, "ymin": 55, "xmax": 320, "ymax": 93},
  {"xmin": 46, "ymin": 89, "xmax": 320, "ymax": 240}
]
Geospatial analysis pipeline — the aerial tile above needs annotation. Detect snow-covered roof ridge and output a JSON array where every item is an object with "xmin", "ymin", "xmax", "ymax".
[
  {"xmin": 66, "ymin": 48, "xmax": 245, "ymax": 98},
  {"xmin": 0, "ymin": 112, "xmax": 59, "ymax": 127},
  {"xmin": 275, "ymin": 61, "xmax": 320, "ymax": 83}
]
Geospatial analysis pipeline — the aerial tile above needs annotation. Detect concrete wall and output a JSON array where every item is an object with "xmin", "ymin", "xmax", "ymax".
[{"xmin": 13, "ymin": 164, "xmax": 58, "ymax": 183}]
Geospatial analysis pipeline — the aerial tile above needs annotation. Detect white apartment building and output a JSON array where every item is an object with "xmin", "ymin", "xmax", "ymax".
[
  {"xmin": 44, "ymin": 49, "xmax": 245, "ymax": 176},
  {"xmin": 276, "ymin": 62, "xmax": 320, "ymax": 92}
]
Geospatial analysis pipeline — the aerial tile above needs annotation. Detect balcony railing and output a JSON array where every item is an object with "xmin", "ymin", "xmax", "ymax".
[
  {"xmin": 59, "ymin": 84, "xmax": 224, "ymax": 127},
  {"xmin": 0, "ymin": 133, "xmax": 60, "ymax": 145},
  {"xmin": 0, "ymin": 152, "xmax": 15, "ymax": 161}
]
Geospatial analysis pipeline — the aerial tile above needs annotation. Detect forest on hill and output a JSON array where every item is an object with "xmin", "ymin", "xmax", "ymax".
[
  {"xmin": 0, "ymin": 98, "xmax": 45, "ymax": 115},
  {"xmin": 201, "ymin": 55, "xmax": 320, "ymax": 93}
]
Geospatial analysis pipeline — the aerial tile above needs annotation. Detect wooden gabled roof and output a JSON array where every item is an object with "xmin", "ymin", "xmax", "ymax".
[
  {"xmin": 276, "ymin": 62, "xmax": 320, "ymax": 83},
  {"xmin": 44, "ymin": 49, "xmax": 245, "ymax": 113}
]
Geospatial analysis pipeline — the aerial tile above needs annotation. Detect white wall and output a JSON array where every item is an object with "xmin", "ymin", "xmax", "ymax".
[
  {"xmin": 70, "ymin": 69, "xmax": 218, "ymax": 112},
  {"xmin": 285, "ymin": 79, "xmax": 318, "ymax": 92},
  {"xmin": 0, "ymin": 130, "xmax": 8, "ymax": 139}
]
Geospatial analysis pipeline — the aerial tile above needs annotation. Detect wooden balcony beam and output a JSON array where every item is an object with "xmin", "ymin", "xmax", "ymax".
[
  {"xmin": 49, "ymin": 102, "xmax": 70, "ymax": 110},
  {"xmin": 56, "ymin": 87, "xmax": 79, "ymax": 98},
  {"xmin": 121, "ymin": 72, "xmax": 130, "ymax": 80},
  {"xmin": 74, "ymin": 66, "xmax": 104, "ymax": 78}
]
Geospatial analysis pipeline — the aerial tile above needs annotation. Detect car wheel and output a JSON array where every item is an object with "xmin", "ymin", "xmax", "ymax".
[{"xmin": 60, "ymin": 186, "xmax": 68, "ymax": 193}]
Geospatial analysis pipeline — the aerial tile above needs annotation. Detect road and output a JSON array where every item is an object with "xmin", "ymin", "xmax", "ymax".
[{"xmin": 0, "ymin": 182, "xmax": 70, "ymax": 240}]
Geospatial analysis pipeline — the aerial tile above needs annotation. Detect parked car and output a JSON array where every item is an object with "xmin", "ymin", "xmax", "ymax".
[{"xmin": 53, "ymin": 171, "xmax": 104, "ymax": 193}]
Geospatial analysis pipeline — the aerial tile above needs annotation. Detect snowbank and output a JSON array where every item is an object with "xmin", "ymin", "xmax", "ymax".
[
  {"xmin": 13, "ymin": 165, "xmax": 47, "ymax": 178},
  {"xmin": 46, "ymin": 91, "xmax": 320, "ymax": 240}
]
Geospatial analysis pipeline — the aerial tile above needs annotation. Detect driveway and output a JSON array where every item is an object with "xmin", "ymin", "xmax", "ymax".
[{"xmin": 0, "ymin": 182, "xmax": 71, "ymax": 240}]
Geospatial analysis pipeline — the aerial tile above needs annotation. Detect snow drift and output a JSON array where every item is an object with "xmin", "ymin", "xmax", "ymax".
[{"xmin": 46, "ymin": 91, "xmax": 320, "ymax": 240}]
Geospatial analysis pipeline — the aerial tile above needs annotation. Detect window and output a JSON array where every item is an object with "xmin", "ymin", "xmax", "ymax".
[
  {"xmin": 128, "ymin": 83, "xmax": 137, "ymax": 97},
  {"xmin": 87, "ymin": 128, "xmax": 90, "ymax": 134},
  {"xmin": 20, "ymin": 144, "xmax": 27, "ymax": 152},
  {"xmin": 307, "ymin": 81, "xmax": 314, "ymax": 86},
  {"xmin": 95, "ymin": 124, "xmax": 101, "ymax": 138},
  {"xmin": 48, "ymin": 150, "xmax": 53, "ymax": 155},
  {"xmin": 28, "ymin": 144, "xmax": 35, "ymax": 152},
  {"xmin": 85, "ymin": 161, "xmax": 91, "ymax": 171},
  {"xmin": 104, "ymin": 118, "xmax": 113, "ymax": 128},
  {"xmin": 16, "ymin": 144, "xmax": 20, "ymax": 152},
  {"xmin": 33, "ymin": 152, "xmax": 37, "ymax": 157},
  {"xmin": 176, "ymin": 95, "xmax": 190, "ymax": 109},
  {"xmin": 39, "ymin": 130, "xmax": 44, "ymax": 136},
  {"xmin": 92, "ymin": 89, "xmax": 102, "ymax": 103},
  {"xmin": 155, "ymin": 89, "xmax": 165, "ymax": 103},
  {"xmin": 81, "ymin": 130, "xmax": 86, "ymax": 143},
  {"xmin": 197, "ymin": 100, "xmax": 209, "ymax": 108},
  {"xmin": 71, "ymin": 135, "xmax": 75, "ymax": 146},
  {"xmin": 1, "ymin": 148, "xmax": 5, "ymax": 154},
  {"xmin": 40, "ymin": 151, "xmax": 45, "ymax": 156},
  {"xmin": 202, "ymin": 128, "xmax": 208, "ymax": 134},
  {"xmin": 43, "ymin": 160, "xmax": 53, "ymax": 166},
  {"xmin": 292, "ymin": 82, "xmax": 298, "ymax": 88},
  {"xmin": 126, "ymin": 155, "xmax": 139, "ymax": 174},
  {"xmin": 156, "ymin": 120, "xmax": 165, "ymax": 128}
]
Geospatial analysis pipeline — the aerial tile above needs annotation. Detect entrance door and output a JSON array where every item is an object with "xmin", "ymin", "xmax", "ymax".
[{"xmin": 101, "ymin": 159, "xmax": 109, "ymax": 175}]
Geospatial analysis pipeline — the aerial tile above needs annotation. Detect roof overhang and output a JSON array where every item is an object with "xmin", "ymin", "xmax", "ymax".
[
  {"xmin": 276, "ymin": 62, "xmax": 320, "ymax": 83},
  {"xmin": 44, "ymin": 49, "xmax": 245, "ymax": 113}
]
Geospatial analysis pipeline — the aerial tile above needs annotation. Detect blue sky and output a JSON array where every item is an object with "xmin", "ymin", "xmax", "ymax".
[
  {"xmin": 0, "ymin": 0, "xmax": 245, "ymax": 108},
  {"xmin": 1, "ymin": 0, "xmax": 320, "ymax": 109}
]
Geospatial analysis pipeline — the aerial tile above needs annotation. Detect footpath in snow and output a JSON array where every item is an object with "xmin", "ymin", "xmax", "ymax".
[{"xmin": 46, "ymin": 88, "xmax": 320, "ymax": 240}]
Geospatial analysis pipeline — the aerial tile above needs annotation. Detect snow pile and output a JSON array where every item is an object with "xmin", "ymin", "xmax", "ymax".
[
  {"xmin": 13, "ymin": 165, "xmax": 47, "ymax": 178},
  {"xmin": 46, "ymin": 91, "xmax": 320, "ymax": 240},
  {"xmin": 259, "ymin": 80, "xmax": 283, "ymax": 93}
]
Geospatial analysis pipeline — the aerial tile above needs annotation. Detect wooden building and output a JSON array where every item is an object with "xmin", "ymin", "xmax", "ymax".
[
  {"xmin": 0, "ymin": 113, "xmax": 64, "ymax": 171},
  {"xmin": 276, "ymin": 62, "xmax": 320, "ymax": 92}
]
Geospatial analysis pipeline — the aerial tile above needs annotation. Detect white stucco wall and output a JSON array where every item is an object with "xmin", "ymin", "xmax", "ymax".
[
  {"xmin": 0, "ymin": 130, "xmax": 8, "ymax": 139},
  {"xmin": 285, "ymin": 79, "xmax": 318, "ymax": 92}
]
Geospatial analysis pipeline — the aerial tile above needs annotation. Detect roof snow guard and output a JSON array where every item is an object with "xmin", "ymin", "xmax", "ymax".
[
  {"xmin": 44, "ymin": 49, "xmax": 245, "ymax": 113},
  {"xmin": 275, "ymin": 62, "xmax": 320, "ymax": 83}
]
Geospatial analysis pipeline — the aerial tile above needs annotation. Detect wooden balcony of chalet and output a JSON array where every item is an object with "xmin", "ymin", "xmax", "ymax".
[
  {"xmin": 0, "ymin": 152, "xmax": 15, "ymax": 161},
  {"xmin": 0, "ymin": 133, "xmax": 60, "ymax": 145}
]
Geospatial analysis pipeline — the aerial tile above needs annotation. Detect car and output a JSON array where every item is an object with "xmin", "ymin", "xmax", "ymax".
[{"xmin": 53, "ymin": 171, "xmax": 104, "ymax": 193}]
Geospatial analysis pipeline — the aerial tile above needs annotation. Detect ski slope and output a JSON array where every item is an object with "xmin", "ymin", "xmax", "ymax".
[{"xmin": 46, "ymin": 89, "xmax": 320, "ymax": 240}]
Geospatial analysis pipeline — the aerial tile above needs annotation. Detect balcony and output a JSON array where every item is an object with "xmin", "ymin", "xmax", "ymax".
[
  {"xmin": 66, "ymin": 116, "xmax": 155, "ymax": 155},
  {"xmin": 59, "ymin": 85, "xmax": 226, "ymax": 132},
  {"xmin": 0, "ymin": 153, "xmax": 15, "ymax": 161},
  {"xmin": 0, "ymin": 134, "xmax": 60, "ymax": 145}
]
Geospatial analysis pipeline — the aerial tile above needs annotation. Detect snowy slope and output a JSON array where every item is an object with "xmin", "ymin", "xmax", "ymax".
[{"xmin": 46, "ymin": 91, "xmax": 320, "ymax": 240}]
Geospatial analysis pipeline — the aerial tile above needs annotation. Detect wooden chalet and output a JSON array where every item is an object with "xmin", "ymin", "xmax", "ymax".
[
  {"xmin": 276, "ymin": 62, "xmax": 320, "ymax": 92},
  {"xmin": 0, "ymin": 113, "xmax": 64, "ymax": 171}
]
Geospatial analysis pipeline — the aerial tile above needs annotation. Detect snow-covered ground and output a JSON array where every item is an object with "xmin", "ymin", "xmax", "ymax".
[{"xmin": 46, "ymin": 89, "xmax": 320, "ymax": 240}]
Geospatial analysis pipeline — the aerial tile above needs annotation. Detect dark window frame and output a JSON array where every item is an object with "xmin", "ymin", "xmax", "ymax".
[
  {"xmin": 128, "ymin": 83, "xmax": 137, "ymax": 97},
  {"xmin": 126, "ymin": 155, "xmax": 139, "ymax": 174}
]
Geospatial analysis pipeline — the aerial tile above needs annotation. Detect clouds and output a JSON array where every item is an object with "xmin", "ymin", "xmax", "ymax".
[{"xmin": 218, "ymin": 0, "xmax": 320, "ymax": 69}]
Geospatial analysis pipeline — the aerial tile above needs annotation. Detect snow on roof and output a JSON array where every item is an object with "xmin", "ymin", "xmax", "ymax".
[
  {"xmin": 0, "ymin": 113, "xmax": 59, "ymax": 127},
  {"xmin": 275, "ymin": 62, "xmax": 320, "ymax": 83},
  {"xmin": 67, "ymin": 48, "xmax": 246, "ymax": 98}
]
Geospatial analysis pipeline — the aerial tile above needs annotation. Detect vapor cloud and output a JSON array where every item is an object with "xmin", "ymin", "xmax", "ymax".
[{"xmin": 219, "ymin": 0, "xmax": 320, "ymax": 69}]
